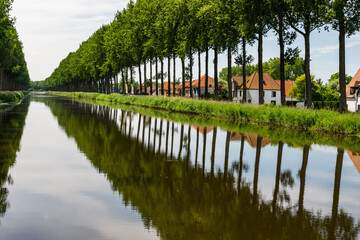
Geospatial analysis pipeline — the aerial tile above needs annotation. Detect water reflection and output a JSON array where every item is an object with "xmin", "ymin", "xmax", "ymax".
[
  {"xmin": 0, "ymin": 99, "xmax": 30, "ymax": 222},
  {"xmin": 37, "ymin": 97, "xmax": 360, "ymax": 239}
]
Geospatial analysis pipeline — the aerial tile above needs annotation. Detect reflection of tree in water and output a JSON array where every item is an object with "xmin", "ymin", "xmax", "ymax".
[
  {"xmin": 0, "ymin": 99, "xmax": 30, "ymax": 221},
  {"xmin": 40, "ymin": 97, "xmax": 360, "ymax": 240}
]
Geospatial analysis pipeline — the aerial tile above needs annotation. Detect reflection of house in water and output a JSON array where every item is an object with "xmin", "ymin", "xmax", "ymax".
[
  {"xmin": 230, "ymin": 132, "xmax": 271, "ymax": 148},
  {"xmin": 346, "ymin": 150, "xmax": 360, "ymax": 174},
  {"xmin": 191, "ymin": 126, "xmax": 213, "ymax": 135}
]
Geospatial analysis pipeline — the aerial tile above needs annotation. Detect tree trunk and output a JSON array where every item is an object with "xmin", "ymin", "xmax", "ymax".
[
  {"xmin": 210, "ymin": 127, "xmax": 217, "ymax": 178},
  {"xmin": 224, "ymin": 131, "xmax": 231, "ymax": 183},
  {"xmin": 339, "ymin": 20, "xmax": 347, "ymax": 112},
  {"xmin": 272, "ymin": 141, "xmax": 283, "ymax": 213},
  {"xmin": 168, "ymin": 56, "xmax": 171, "ymax": 96},
  {"xmin": 173, "ymin": 53, "xmax": 176, "ymax": 96},
  {"xmin": 178, "ymin": 124, "xmax": 184, "ymax": 159},
  {"xmin": 122, "ymin": 70, "xmax": 126, "ymax": 94},
  {"xmin": 156, "ymin": 58, "xmax": 159, "ymax": 96},
  {"xmin": 150, "ymin": 60, "xmax": 153, "ymax": 95},
  {"xmin": 227, "ymin": 46, "xmax": 233, "ymax": 101},
  {"xmin": 130, "ymin": 67, "xmax": 134, "ymax": 94},
  {"xmin": 181, "ymin": 58, "xmax": 185, "ymax": 97},
  {"xmin": 198, "ymin": 49, "xmax": 201, "ymax": 98},
  {"xmin": 205, "ymin": 46, "xmax": 209, "ymax": 99},
  {"xmin": 258, "ymin": 31, "xmax": 264, "ymax": 105},
  {"xmin": 329, "ymin": 148, "xmax": 344, "ymax": 240},
  {"xmin": 298, "ymin": 145, "xmax": 310, "ymax": 219},
  {"xmin": 202, "ymin": 127, "xmax": 207, "ymax": 175},
  {"xmin": 144, "ymin": 59, "xmax": 147, "ymax": 94},
  {"xmin": 304, "ymin": 32, "xmax": 312, "ymax": 108},
  {"xmin": 242, "ymin": 38, "xmax": 247, "ymax": 103},
  {"xmin": 189, "ymin": 47, "xmax": 193, "ymax": 98},
  {"xmin": 253, "ymin": 136, "xmax": 262, "ymax": 205},
  {"xmin": 161, "ymin": 58, "xmax": 164, "ymax": 95},
  {"xmin": 279, "ymin": 29, "xmax": 286, "ymax": 106},
  {"xmin": 214, "ymin": 46, "xmax": 219, "ymax": 100},
  {"xmin": 138, "ymin": 63, "xmax": 142, "ymax": 93}
]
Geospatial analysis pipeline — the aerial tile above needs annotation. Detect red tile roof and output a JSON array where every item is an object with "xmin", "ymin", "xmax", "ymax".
[
  {"xmin": 275, "ymin": 80, "xmax": 296, "ymax": 98},
  {"xmin": 346, "ymin": 68, "xmax": 360, "ymax": 98}
]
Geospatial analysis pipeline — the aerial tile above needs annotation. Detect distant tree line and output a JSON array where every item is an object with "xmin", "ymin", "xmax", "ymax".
[
  {"xmin": 40, "ymin": 0, "xmax": 360, "ymax": 111},
  {"xmin": 0, "ymin": 0, "xmax": 30, "ymax": 91}
]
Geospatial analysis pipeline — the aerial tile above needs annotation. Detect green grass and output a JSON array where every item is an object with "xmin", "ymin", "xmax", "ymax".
[
  {"xmin": 50, "ymin": 91, "xmax": 360, "ymax": 136},
  {"xmin": 0, "ymin": 91, "xmax": 25, "ymax": 103}
]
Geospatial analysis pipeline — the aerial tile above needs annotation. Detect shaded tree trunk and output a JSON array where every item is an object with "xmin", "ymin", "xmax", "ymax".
[
  {"xmin": 242, "ymin": 38, "xmax": 247, "ymax": 103},
  {"xmin": 168, "ymin": 56, "xmax": 171, "ymax": 96},
  {"xmin": 144, "ymin": 59, "xmax": 147, "ymax": 94},
  {"xmin": 253, "ymin": 136, "xmax": 263, "ymax": 205},
  {"xmin": 181, "ymin": 58, "xmax": 185, "ymax": 97},
  {"xmin": 339, "ymin": 20, "xmax": 347, "ymax": 112},
  {"xmin": 138, "ymin": 63, "xmax": 142, "ymax": 93},
  {"xmin": 227, "ymin": 46, "xmax": 233, "ymax": 101},
  {"xmin": 156, "ymin": 58, "xmax": 159, "ymax": 96},
  {"xmin": 258, "ymin": 31, "xmax": 264, "ymax": 105},
  {"xmin": 205, "ymin": 46, "xmax": 209, "ymax": 99},
  {"xmin": 214, "ymin": 46, "xmax": 219, "ymax": 100},
  {"xmin": 189, "ymin": 47, "xmax": 193, "ymax": 98},
  {"xmin": 173, "ymin": 53, "xmax": 176, "ymax": 96},
  {"xmin": 198, "ymin": 49, "xmax": 201, "ymax": 98}
]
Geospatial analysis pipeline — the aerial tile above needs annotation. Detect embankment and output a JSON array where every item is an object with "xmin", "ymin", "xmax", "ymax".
[{"xmin": 50, "ymin": 92, "xmax": 360, "ymax": 136}]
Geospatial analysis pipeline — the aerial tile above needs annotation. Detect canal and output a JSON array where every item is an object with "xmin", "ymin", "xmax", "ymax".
[{"xmin": 0, "ymin": 93, "xmax": 359, "ymax": 239}]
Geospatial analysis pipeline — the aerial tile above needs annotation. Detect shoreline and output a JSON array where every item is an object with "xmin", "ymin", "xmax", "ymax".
[{"xmin": 49, "ymin": 91, "xmax": 360, "ymax": 137}]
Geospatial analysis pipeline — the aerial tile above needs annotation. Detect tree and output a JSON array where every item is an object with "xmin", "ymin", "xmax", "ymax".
[
  {"xmin": 289, "ymin": 74, "xmax": 339, "ymax": 102},
  {"xmin": 327, "ymin": 0, "xmax": 360, "ymax": 111},
  {"xmin": 327, "ymin": 72, "xmax": 352, "ymax": 93},
  {"xmin": 269, "ymin": 0, "xmax": 297, "ymax": 105},
  {"xmin": 288, "ymin": 0, "xmax": 329, "ymax": 108}
]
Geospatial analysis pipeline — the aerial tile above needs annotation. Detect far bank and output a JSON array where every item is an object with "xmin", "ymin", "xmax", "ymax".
[{"xmin": 50, "ymin": 91, "xmax": 360, "ymax": 136}]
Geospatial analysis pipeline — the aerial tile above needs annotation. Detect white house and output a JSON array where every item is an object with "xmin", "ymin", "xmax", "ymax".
[
  {"xmin": 346, "ymin": 68, "xmax": 360, "ymax": 112},
  {"xmin": 232, "ymin": 72, "xmax": 281, "ymax": 105}
]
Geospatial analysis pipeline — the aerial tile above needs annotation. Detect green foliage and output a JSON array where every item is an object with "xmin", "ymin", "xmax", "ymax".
[
  {"xmin": 0, "ymin": 0, "xmax": 30, "ymax": 90},
  {"xmin": 289, "ymin": 74, "xmax": 339, "ymax": 102},
  {"xmin": 327, "ymin": 72, "xmax": 352, "ymax": 92},
  {"xmin": 51, "ymin": 91, "xmax": 360, "ymax": 136},
  {"xmin": 219, "ymin": 57, "xmax": 305, "ymax": 81},
  {"xmin": 0, "ymin": 91, "xmax": 25, "ymax": 103}
]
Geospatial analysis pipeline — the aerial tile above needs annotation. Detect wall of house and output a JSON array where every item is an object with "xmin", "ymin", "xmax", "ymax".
[
  {"xmin": 235, "ymin": 90, "xmax": 281, "ymax": 105},
  {"xmin": 347, "ymin": 98, "xmax": 358, "ymax": 112}
]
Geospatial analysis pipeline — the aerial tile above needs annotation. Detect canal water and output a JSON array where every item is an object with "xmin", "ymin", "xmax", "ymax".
[{"xmin": 0, "ymin": 93, "xmax": 359, "ymax": 239}]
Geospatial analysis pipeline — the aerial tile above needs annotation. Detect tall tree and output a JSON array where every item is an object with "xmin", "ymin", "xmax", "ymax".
[
  {"xmin": 327, "ymin": 0, "xmax": 360, "ymax": 111},
  {"xmin": 288, "ymin": 0, "xmax": 328, "ymax": 108}
]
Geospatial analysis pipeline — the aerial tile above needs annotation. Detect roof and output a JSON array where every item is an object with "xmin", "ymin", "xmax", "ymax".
[
  {"xmin": 191, "ymin": 75, "xmax": 221, "ymax": 88},
  {"xmin": 230, "ymin": 132, "xmax": 271, "ymax": 148},
  {"xmin": 234, "ymin": 72, "xmax": 281, "ymax": 90},
  {"xmin": 275, "ymin": 80, "xmax": 296, "ymax": 98},
  {"xmin": 191, "ymin": 126, "xmax": 213, "ymax": 135},
  {"xmin": 233, "ymin": 76, "xmax": 244, "ymax": 87},
  {"xmin": 346, "ymin": 68, "xmax": 360, "ymax": 98},
  {"xmin": 346, "ymin": 150, "xmax": 360, "ymax": 175}
]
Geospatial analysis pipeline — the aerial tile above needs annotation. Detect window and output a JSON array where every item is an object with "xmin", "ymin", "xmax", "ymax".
[
  {"xmin": 209, "ymin": 84, "xmax": 212, "ymax": 88},
  {"xmin": 271, "ymin": 101, "xmax": 276, "ymax": 105},
  {"xmin": 239, "ymin": 91, "xmax": 242, "ymax": 97},
  {"xmin": 272, "ymin": 91, "xmax": 276, "ymax": 97}
]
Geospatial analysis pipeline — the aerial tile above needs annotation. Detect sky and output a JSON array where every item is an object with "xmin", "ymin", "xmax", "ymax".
[{"xmin": 11, "ymin": 0, "xmax": 360, "ymax": 83}]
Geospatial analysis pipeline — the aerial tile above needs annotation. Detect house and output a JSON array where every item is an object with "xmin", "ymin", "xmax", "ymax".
[
  {"xmin": 162, "ymin": 82, "xmax": 181, "ymax": 96},
  {"xmin": 346, "ymin": 150, "xmax": 360, "ymax": 175},
  {"xmin": 181, "ymin": 75, "xmax": 222, "ymax": 97},
  {"xmin": 137, "ymin": 83, "xmax": 157, "ymax": 95},
  {"xmin": 274, "ymin": 80, "xmax": 297, "ymax": 103},
  {"xmin": 346, "ymin": 68, "xmax": 360, "ymax": 112},
  {"xmin": 232, "ymin": 72, "xmax": 281, "ymax": 105}
]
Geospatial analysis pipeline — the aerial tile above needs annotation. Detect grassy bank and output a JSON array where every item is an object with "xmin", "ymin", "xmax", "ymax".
[
  {"xmin": 0, "ymin": 91, "xmax": 27, "ymax": 104},
  {"xmin": 50, "ymin": 91, "xmax": 360, "ymax": 136}
]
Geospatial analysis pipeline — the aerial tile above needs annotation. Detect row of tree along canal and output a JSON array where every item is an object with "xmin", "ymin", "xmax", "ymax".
[
  {"xmin": 38, "ymin": 0, "xmax": 360, "ymax": 111},
  {"xmin": 0, "ymin": 1, "xmax": 31, "ymax": 91},
  {"xmin": 34, "ymin": 96, "xmax": 360, "ymax": 240}
]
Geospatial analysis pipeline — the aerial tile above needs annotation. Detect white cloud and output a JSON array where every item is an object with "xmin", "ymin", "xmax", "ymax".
[{"xmin": 11, "ymin": 0, "xmax": 128, "ymax": 81}]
